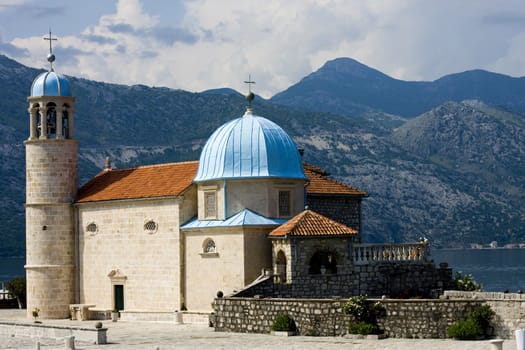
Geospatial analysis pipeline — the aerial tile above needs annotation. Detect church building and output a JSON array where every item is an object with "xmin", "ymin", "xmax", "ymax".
[{"xmin": 24, "ymin": 36, "xmax": 451, "ymax": 320}]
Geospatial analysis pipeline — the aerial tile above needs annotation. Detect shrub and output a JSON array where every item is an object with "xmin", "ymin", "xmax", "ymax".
[
  {"xmin": 468, "ymin": 305, "xmax": 495, "ymax": 337},
  {"xmin": 454, "ymin": 272, "xmax": 481, "ymax": 291},
  {"xmin": 272, "ymin": 314, "xmax": 297, "ymax": 332},
  {"xmin": 447, "ymin": 319, "xmax": 483, "ymax": 340},
  {"xmin": 448, "ymin": 304, "xmax": 495, "ymax": 340},
  {"xmin": 343, "ymin": 295, "xmax": 384, "ymax": 324},
  {"xmin": 348, "ymin": 321, "xmax": 379, "ymax": 335}
]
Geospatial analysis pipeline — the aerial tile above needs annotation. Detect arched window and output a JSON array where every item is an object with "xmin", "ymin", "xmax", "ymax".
[
  {"xmin": 308, "ymin": 251, "xmax": 337, "ymax": 275},
  {"xmin": 203, "ymin": 238, "xmax": 216, "ymax": 253},
  {"xmin": 275, "ymin": 250, "xmax": 287, "ymax": 283},
  {"xmin": 34, "ymin": 104, "xmax": 42, "ymax": 138},
  {"xmin": 46, "ymin": 102, "xmax": 57, "ymax": 137},
  {"xmin": 62, "ymin": 105, "xmax": 69, "ymax": 139}
]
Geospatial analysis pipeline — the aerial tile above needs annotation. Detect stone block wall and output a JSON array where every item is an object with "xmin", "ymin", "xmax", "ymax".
[
  {"xmin": 306, "ymin": 195, "xmax": 361, "ymax": 234},
  {"xmin": 378, "ymin": 299, "xmax": 482, "ymax": 338},
  {"xmin": 213, "ymin": 297, "xmax": 480, "ymax": 338},
  {"xmin": 352, "ymin": 262, "xmax": 454, "ymax": 297},
  {"xmin": 213, "ymin": 297, "xmax": 351, "ymax": 336},
  {"xmin": 235, "ymin": 261, "xmax": 453, "ymax": 300},
  {"xmin": 444, "ymin": 291, "xmax": 525, "ymax": 338}
]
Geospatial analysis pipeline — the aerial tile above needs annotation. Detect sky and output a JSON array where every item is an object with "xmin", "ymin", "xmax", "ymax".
[{"xmin": 1, "ymin": 0, "xmax": 525, "ymax": 98}]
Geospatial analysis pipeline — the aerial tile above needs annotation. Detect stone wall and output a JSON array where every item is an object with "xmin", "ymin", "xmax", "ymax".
[
  {"xmin": 306, "ymin": 195, "xmax": 361, "ymax": 234},
  {"xmin": 378, "ymin": 299, "xmax": 482, "ymax": 338},
  {"xmin": 235, "ymin": 261, "xmax": 453, "ymax": 299},
  {"xmin": 213, "ymin": 297, "xmax": 480, "ymax": 338},
  {"xmin": 444, "ymin": 291, "xmax": 525, "ymax": 338}
]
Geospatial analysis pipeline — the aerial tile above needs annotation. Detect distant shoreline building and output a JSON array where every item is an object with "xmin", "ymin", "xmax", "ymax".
[{"xmin": 24, "ymin": 37, "xmax": 452, "ymax": 319}]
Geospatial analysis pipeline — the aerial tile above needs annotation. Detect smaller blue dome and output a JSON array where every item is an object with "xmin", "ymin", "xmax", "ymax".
[
  {"xmin": 30, "ymin": 71, "xmax": 71, "ymax": 97},
  {"xmin": 194, "ymin": 110, "xmax": 306, "ymax": 182}
]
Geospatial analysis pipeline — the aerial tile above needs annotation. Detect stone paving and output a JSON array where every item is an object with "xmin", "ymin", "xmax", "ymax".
[{"xmin": 0, "ymin": 309, "xmax": 518, "ymax": 350}]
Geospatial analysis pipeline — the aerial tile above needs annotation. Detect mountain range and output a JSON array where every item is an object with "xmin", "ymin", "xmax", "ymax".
[{"xmin": 0, "ymin": 54, "xmax": 524, "ymax": 257}]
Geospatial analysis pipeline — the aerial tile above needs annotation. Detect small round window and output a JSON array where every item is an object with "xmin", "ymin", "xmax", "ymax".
[
  {"xmin": 144, "ymin": 220, "xmax": 158, "ymax": 233},
  {"xmin": 86, "ymin": 222, "xmax": 98, "ymax": 234}
]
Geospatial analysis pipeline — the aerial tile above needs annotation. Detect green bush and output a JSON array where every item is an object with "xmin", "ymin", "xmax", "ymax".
[
  {"xmin": 272, "ymin": 314, "xmax": 297, "ymax": 332},
  {"xmin": 447, "ymin": 319, "xmax": 483, "ymax": 340},
  {"xmin": 468, "ymin": 305, "xmax": 495, "ymax": 337},
  {"xmin": 348, "ymin": 321, "xmax": 379, "ymax": 335}
]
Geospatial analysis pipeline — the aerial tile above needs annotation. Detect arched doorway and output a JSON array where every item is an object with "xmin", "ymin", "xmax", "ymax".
[{"xmin": 275, "ymin": 250, "xmax": 287, "ymax": 283}]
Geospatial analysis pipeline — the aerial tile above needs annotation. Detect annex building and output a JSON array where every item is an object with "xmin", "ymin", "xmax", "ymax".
[{"xmin": 24, "ymin": 42, "xmax": 452, "ymax": 320}]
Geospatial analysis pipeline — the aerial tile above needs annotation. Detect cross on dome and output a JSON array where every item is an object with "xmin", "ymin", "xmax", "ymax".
[
  {"xmin": 243, "ymin": 74, "xmax": 256, "ymax": 110},
  {"xmin": 43, "ymin": 29, "xmax": 57, "ymax": 71}
]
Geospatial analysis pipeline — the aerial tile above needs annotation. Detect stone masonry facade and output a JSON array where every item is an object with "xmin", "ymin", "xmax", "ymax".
[
  {"xmin": 213, "ymin": 297, "xmax": 482, "ymax": 338},
  {"xmin": 214, "ymin": 292, "xmax": 525, "ymax": 339},
  {"xmin": 236, "ymin": 260, "xmax": 453, "ymax": 299},
  {"xmin": 306, "ymin": 195, "xmax": 362, "ymax": 235}
]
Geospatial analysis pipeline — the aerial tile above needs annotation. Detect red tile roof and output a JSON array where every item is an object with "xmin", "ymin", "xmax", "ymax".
[
  {"xmin": 75, "ymin": 161, "xmax": 365, "ymax": 203},
  {"xmin": 303, "ymin": 163, "xmax": 366, "ymax": 196},
  {"xmin": 268, "ymin": 210, "xmax": 358, "ymax": 237},
  {"xmin": 76, "ymin": 161, "xmax": 199, "ymax": 203}
]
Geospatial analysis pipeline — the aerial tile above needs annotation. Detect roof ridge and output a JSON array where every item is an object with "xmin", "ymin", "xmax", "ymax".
[{"xmin": 104, "ymin": 160, "xmax": 199, "ymax": 172}]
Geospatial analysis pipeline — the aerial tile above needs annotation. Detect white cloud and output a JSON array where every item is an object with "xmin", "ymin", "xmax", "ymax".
[{"xmin": 5, "ymin": 0, "xmax": 525, "ymax": 97}]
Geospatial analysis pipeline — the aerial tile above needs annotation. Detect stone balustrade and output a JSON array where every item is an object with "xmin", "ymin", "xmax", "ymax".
[{"xmin": 353, "ymin": 243, "xmax": 429, "ymax": 265}]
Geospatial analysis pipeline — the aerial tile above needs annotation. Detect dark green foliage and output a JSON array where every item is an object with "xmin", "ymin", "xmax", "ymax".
[
  {"xmin": 448, "ymin": 304, "xmax": 495, "ymax": 340},
  {"xmin": 272, "ymin": 314, "xmax": 297, "ymax": 332},
  {"xmin": 447, "ymin": 319, "xmax": 483, "ymax": 340},
  {"xmin": 468, "ymin": 305, "xmax": 495, "ymax": 338},
  {"xmin": 348, "ymin": 321, "xmax": 379, "ymax": 335},
  {"xmin": 454, "ymin": 272, "xmax": 482, "ymax": 291},
  {"xmin": 6, "ymin": 276, "xmax": 26, "ymax": 308}
]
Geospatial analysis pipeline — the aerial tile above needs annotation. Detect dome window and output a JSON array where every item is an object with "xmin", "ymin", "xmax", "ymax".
[{"xmin": 278, "ymin": 190, "xmax": 291, "ymax": 217}]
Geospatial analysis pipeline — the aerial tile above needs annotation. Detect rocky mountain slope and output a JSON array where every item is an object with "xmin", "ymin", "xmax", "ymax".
[
  {"xmin": 0, "ymin": 54, "xmax": 524, "ymax": 256},
  {"xmin": 271, "ymin": 57, "xmax": 525, "ymax": 117}
]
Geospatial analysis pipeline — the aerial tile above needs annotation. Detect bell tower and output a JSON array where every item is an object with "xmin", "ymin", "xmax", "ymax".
[{"xmin": 25, "ymin": 31, "xmax": 78, "ymax": 319}]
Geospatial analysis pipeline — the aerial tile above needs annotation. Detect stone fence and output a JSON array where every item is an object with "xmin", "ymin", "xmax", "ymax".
[
  {"xmin": 353, "ymin": 243, "xmax": 430, "ymax": 265},
  {"xmin": 0, "ymin": 321, "xmax": 107, "ymax": 344},
  {"xmin": 214, "ymin": 292, "xmax": 525, "ymax": 339},
  {"xmin": 213, "ymin": 297, "xmax": 482, "ymax": 338}
]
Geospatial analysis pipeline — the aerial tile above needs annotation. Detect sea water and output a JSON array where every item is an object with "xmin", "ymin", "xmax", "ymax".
[{"xmin": 432, "ymin": 248, "xmax": 525, "ymax": 292}]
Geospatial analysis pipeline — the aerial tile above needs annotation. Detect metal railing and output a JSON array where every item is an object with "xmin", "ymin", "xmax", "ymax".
[{"xmin": 353, "ymin": 243, "xmax": 430, "ymax": 265}]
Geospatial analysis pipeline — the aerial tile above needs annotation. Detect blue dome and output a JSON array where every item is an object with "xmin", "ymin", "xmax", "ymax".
[
  {"xmin": 194, "ymin": 110, "xmax": 306, "ymax": 182},
  {"xmin": 30, "ymin": 71, "xmax": 71, "ymax": 97}
]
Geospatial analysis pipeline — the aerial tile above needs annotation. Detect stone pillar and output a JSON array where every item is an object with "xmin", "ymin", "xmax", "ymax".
[
  {"xmin": 56, "ymin": 106, "xmax": 63, "ymax": 139},
  {"xmin": 38, "ymin": 107, "xmax": 47, "ymax": 140},
  {"xmin": 28, "ymin": 107, "xmax": 38, "ymax": 140},
  {"xmin": 68, "ymin": 107, "xmax": 74, "ymax": 139}
]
